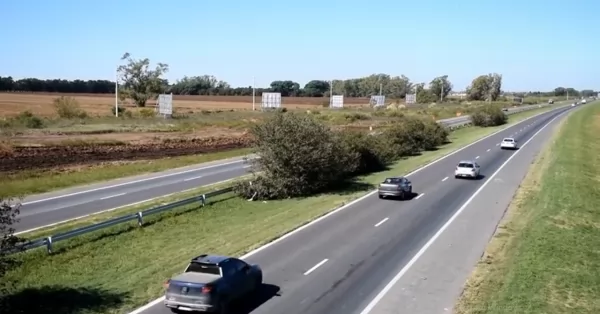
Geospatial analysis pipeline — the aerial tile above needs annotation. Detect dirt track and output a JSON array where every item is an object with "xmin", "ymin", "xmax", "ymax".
[{"xmin": 0, "ymin": 136, "xmax": 253, "ymax": 172}]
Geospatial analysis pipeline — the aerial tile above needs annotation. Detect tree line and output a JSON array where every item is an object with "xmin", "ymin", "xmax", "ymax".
[{"xmin": 1, "ymin": 53, "xmax": 595, "ymax": 107}]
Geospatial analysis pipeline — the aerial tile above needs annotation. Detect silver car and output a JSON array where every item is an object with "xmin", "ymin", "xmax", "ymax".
[
  {"xmin": 164, "ymin": 254, "xmax": 262, "ymax": 313},
  {"xmin": 378, "ymin": 176, "xmax": 413, "ymax": 199}
]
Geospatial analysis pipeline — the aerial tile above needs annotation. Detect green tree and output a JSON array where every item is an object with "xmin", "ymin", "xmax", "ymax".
[
  {"xmin": 269, "ymin": 80, "xmax": 301, "ymax": 97},
  {"xmin": 0, "ymin": 198, "xmax": 23, "ymax": 287},
  {"xmin": 429, "ymin": 75, "xmax": 453, "ymax": 101},
  {"xmin": 117, "ymin": 52, "xmax": 169, "ymax": 107},
  {"xmin": 303, "ymin": 80, "xmax": 330, "ymax": 97}
]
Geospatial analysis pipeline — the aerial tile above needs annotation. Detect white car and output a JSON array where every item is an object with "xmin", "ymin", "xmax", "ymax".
[
  {"xmin": 455, "ymin": 160, "xmax": 480, "ymax": 179},
  {"xmin": 500, "ymin": 138, "xmax": 518, "ymax": 150}
]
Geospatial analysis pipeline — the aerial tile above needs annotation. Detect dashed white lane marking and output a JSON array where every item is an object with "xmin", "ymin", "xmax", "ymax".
[
  {"xmin": 183, "ymin": 175, "xmax": 204, "ymax": 182},
  {"xmin": 496, "ymin": 143, "xmax": 500, "ymax": 146},
  {"xmin": 486, "ymin": 149, "xmax": 491, "ymax": 152},
  {"xmin": 475, "ymin": 156, "xmax": 480, "ymax": 159},
  {"xmin": 441, "ymin": 176, "xmax": 448, "ymax": 182},
  {"xmin": 415, "ymin": 193, "xmax": 425, "ymax": 200},
  {"xmin": 375, "ymin": 217, "xmax": 389, "ymax": 227},
  {"xmin": 304, "ymin": 259, "xmax": 329, "ymax": 275},
  {"xmin": 100, "ymin": 193, "xmax": 126, "ymax": 200}
]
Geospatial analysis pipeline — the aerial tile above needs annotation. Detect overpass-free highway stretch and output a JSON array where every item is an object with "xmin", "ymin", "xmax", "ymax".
[
  {"xmin": 13, "ymin": 104, "xmax": 551, "ymax": 234},
  {"xmin": 129, "ymin": 104, "xmax": 578, "ymax": 314}
]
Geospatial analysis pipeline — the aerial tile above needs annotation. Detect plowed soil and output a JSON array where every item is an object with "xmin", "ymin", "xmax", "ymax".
[{"xmin": 0, "ymin": 135, "xmax": 254, "ymax": 173}]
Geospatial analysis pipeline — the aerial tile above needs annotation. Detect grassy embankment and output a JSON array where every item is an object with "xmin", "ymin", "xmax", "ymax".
[{"xmin": 455, "ymin": 102, "xmax": 600, "ymax": 314}]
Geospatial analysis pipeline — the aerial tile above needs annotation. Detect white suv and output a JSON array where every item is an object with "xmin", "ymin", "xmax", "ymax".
[{"xmin": 500, "ymin": 138, "xmax": 517, "ymax": 150}]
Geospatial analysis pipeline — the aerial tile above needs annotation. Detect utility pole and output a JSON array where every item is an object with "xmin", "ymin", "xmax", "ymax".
[
  {"xmin": 379, "ymin": 83, "xmax": 382, "ymax": 96},
  {"xmin": 252, "ymin": 76, "xmax": 256, "ymax": 111},
  {"xmin": 440, "ymin": 82, "xmax": 444, "ymax": 102},
  {"xmin": 330, "ymin": 80, "xmax": 333, "ymax": 107},
  {"xmin": 115, "ymin": 68, "xmax": 119, "ymax": 117}
]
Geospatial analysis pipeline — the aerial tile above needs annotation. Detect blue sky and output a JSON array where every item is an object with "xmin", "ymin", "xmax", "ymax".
[{"xmin": 0, "ymin": 0, "xmax": 598, "ymax": 91}]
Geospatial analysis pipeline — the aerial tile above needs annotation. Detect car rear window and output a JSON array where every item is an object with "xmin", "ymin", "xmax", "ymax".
[
  {"xmin": 186, "ymin": 262, "xmax": 221, "ymax": 275},
  {"xmin": 383, "ymin": 178, "xmax": 402, "ymax": 184},
  {"xmin": 458, "ymin": 163, "xmax": 474, "ymax": 168},
  {"xmin": 503, "ymin": 139, "xmax": 513, "ymax": 142}
]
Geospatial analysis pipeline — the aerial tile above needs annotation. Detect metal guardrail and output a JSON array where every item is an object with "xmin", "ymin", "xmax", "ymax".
[
  {"xmin": 19, "ymin": 187, "xmax": 234, "ymax": 254},
  {"xmin": 14, "ymin": 101, "xmax": 566, "ymax": 255}
]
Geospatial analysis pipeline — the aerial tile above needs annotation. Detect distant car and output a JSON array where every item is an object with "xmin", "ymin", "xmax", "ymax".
[
  {"xmin": 500, "ymin": 137, "xmax": 518, "ymax": 150},
  {"xmin": 548, "ymin": 99, "xmax": 554, "ymax": 104},
  {"xmin": 455, "ymin": 160, "xmax": 480, "ymax": 179},
  {"xmin": 164, "ymin": 254, "xmax": 262, "ymax": 313},
  {"xmin": 572, "ymin": 103, "xmax": 576, "ymax": 107},
  {"xmin": 581, "ymin": 99, "xmax": 587, "ymax": 104},
  {"xmin": 378, "ymin": 176, "xmax": 412, "ymax": 199},
  {"xmin": 502, "ymin": 108, "xmax": 509, "ymax": 112}
]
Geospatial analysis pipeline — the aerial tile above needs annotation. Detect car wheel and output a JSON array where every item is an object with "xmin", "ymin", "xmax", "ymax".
[
  {"xmin": 255, "ymin": 274, "xmax": 263, "ymax": 291},
  {"xmin": 378, "ymin": 195, "xmax": 384, "ymax": 199},
  {"xmin": 170, "ymin": 309, "xmax": 181, "ymax": 314}
]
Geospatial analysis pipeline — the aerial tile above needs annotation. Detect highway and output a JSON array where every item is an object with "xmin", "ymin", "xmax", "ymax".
[
  {"xmin": 14, "ymin": 102, "xmax": 556, "ymax": 234},
  {"xmin": 131, "ymin": 104, "xmax": 578, "ymax": 314}
]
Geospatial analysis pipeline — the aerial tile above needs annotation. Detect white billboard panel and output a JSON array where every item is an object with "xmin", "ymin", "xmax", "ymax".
[
  {"xmin": 370, "ymin": 95, "xmax": 385, "ymax": 107},
  {"xmin": 330, "ymin": 95, "xmax": 344, "ymax": 108},
  {"xmin": 261, "ymin": 92, "xmax": 282, "ymax": 109},
  {"xmin": 405, "ymin": 93, "xmax": 416, "ymax": 104},
  {"xmin": 157, "ymin": 93, "xmax": 173, "ymax": 115}
]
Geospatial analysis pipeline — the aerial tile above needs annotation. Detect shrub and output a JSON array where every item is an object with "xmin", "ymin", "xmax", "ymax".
[
  {"xmin": 15, "ymin": 111, "xmax": 44, "ymax": 129},
  {"xmin": 53, "ymin": 96, "xmax": 87, "ymax": 119},
  {"xmin": 338, "ymin": 130, "xmax": 396, "ymax": 175},
  {"xmin": 384, "ymin": 116, "xmax": 449, "ymax": 156},
  {"xmin": 111, "ymin": 106, "xmax": 127, "ymax": 117},
  {"xmin": 233, "ymin": 112, "xmax": 358, "ymax": 200},
  {"xmin": 470, "ymin": 105, "xmax": 507, "ymax": 127},
  {"xmin": 138, "ymin": 108, "xmax": 156, "ymax": 118}
]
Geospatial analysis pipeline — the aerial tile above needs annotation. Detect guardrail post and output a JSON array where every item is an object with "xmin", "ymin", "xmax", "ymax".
[
  {"xmin": 46, "ymin": 236, "xmax": 53, "ymax": 254},
  {"xmin": 201, "ymin": 194, "xmax": 206, "ymax": 207},
  {"xmin": 137, "ymin": 212, "xmax": 143, "ymax": 226}
]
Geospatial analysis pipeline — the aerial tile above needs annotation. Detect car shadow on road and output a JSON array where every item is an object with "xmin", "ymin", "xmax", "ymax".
[
  {"xmin": 0, "ymin": 286, "xmax": 127, "ymax": 314},
  {"xmin": 381, "ymin": 191, "xmax": 419, "ymax": 201},
  {"xmin": 232, "ymin": 283, "xmax": 281, "ymax": 313}
]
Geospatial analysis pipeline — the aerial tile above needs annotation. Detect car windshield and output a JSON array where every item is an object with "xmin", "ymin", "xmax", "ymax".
[
  {"xmin": 383, "ymin": 178, "xmax": 402, "ymax": 184},
  {"xmin": 186, "ymin": 262, "xmax": 221, "ymax": 275},
  {"xmin": 458, "ymin": 163, "xmax": 474, "ymax": 168}
]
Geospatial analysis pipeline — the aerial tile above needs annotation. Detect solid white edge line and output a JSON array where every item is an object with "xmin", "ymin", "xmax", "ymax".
[
  {"xmin": 14, "ymin": 177, "xmax": 239, "ymax": 236},
  {"xmin": 374, "ymin": 218, "xmax": 389, "ymax": 227},
  {"xmin": 357, "ymin": 106, "xmax": 572, "ymax": 314},
  {"xmin": 21, "ymin": 158, "xmax": 250, "ymax": 205},
  {"xmin": 99, "ymin": 193, "xmax": 126, "ymax": 200},
  {"xmin": 127, "ymin": 105, "xmax": 570, "ymax": 314},
  {"xmin": 303, "ymin": 259, "xmax": 329, "ymax": 276}
]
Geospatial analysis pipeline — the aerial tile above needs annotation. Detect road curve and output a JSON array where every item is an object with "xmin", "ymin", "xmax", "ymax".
[
  {"xmin": 132, "ymin": 104, "xmax": 576, "ymax": 314},
  {"xmin": 14, "ymin": 103, "xmax": 553, "ymax": 234}
]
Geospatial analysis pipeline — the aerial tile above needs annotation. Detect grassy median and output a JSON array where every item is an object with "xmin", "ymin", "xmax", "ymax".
[
  {"xmin": 1, "ymin": 105, "xmax": 566, "ymax": 314},
  {"xmin": 454, "ymin": 102, "xmax": 600, "ymax": 314}
]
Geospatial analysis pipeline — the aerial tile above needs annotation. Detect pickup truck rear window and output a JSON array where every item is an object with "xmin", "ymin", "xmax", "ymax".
[
  {"xmin": 458, "ymin": 163, "xmax": 474, "ymax": 168},
  {"xmin": 186, "ymin": 262, "xmax": 221, "ymax": 275}
]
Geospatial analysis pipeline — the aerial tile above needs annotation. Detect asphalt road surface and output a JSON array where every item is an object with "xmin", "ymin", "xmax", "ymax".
[
  {"xmin": 15, "ymin": 158, "xmax": 253, "ymax": 233},
  {"xmin": 133, "ymin": 104, "xmax": 577, "ymax": 314}
]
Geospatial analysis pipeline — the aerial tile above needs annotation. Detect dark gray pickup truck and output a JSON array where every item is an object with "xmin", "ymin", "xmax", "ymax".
[
  {"xmin": 164, "ymin": 254, "xmax": 263, "ymax": 313},
  {"xmin": 378, "ymin": 176, "xmax": 412, "ymax": 200}
]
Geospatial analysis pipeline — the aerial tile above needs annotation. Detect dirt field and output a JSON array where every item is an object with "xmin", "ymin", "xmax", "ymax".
[{"xmin": 0, "ymin": 93, "xmax": 373, "ymax": 117}]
